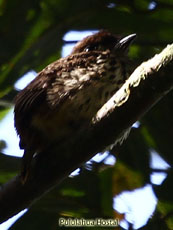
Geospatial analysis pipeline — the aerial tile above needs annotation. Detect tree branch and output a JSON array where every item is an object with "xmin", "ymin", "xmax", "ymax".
[{"xmin": 0, "ymin": 44, "xmax": 173, "ymax": 223}]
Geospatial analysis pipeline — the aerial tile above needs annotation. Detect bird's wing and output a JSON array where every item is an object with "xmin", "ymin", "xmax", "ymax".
[
  {"xmin": 14, "ymin": 51, "xmax": 99, "ymax": 115},
  {"xmin": 14, "ymin": 75, "xmax": 47, "ymax": 115},
  {"xmin": 14, "ymin": 57, "xmax": 65, "ymax": 116}
]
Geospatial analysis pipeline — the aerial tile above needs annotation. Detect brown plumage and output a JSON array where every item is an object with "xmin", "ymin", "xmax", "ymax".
[{"xmin": 14, "ymin": 31, "xmax": 136, "ymax": 182}]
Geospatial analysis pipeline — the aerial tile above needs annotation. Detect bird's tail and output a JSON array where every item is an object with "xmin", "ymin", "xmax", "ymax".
[{"xmin": 21, "ymin": 149, "xmax": 34, "ymax": 184}]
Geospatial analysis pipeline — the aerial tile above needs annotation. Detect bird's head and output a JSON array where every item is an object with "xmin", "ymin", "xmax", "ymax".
[{"xmin": 71, "ymin": 30, "xmax": 136, "ymax": 55}]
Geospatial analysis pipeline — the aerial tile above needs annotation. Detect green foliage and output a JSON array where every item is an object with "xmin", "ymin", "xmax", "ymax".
[
  {"xmin": 0, "ymin": 0, "xmax": 173, "ymax": 229},
  {"xmin": 0, "ymin": 153, "xmax": 20, "ymax": 184},
  {"xmin": 0, "ymin": 107, "xmax": 10, "ymax": 121}
]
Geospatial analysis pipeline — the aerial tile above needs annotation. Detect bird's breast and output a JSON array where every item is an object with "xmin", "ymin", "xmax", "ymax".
[{"xmin": 31, "ymin": 57, "xmax": 127, "ymax": 144}]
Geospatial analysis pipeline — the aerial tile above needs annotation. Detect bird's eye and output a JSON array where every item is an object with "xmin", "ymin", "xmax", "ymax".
[
  {"xmin": 84, "ymin": 44, "xmax": 98, "ymax": 52},
  {"xmin": 84, "ymin": 47, "xmax": 90, "ymax": 52}
]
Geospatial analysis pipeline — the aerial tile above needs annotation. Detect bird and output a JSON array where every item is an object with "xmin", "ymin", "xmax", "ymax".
[{"xmin": 14, "ymin": 30, "xmax": 136, "ymax": 182}]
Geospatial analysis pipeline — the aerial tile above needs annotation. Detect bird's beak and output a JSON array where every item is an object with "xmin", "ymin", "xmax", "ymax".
[{"xmin": 115, "ymin": 33, "xmax": 136, "ymax": 52}]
